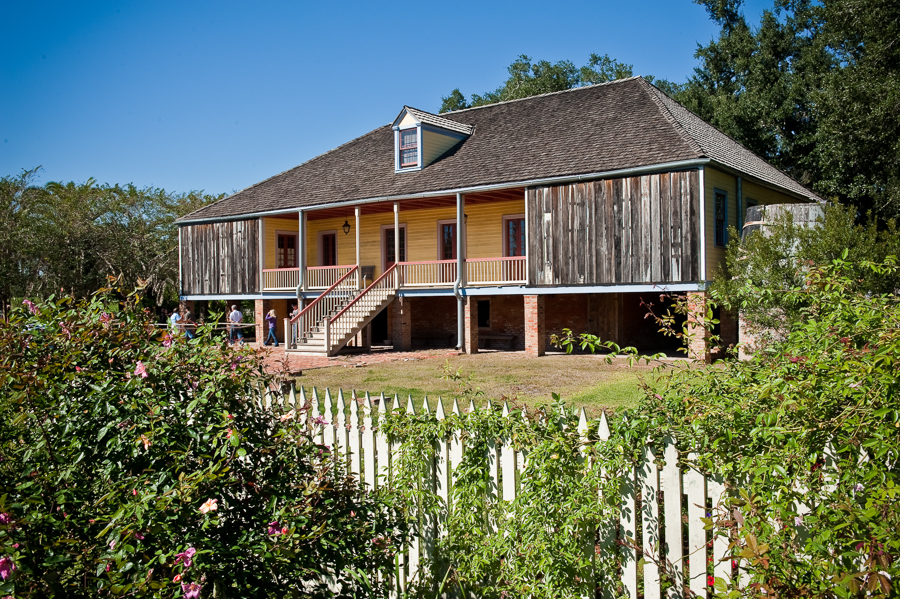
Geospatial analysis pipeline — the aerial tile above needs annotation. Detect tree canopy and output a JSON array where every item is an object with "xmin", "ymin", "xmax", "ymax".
[
  {"xmin": 0, "ymin": 168, "xmax": 220, "ymax": 312},
  {"xmin": 438, "ymin": 53, "xmax": 679, "ymax": 114}
]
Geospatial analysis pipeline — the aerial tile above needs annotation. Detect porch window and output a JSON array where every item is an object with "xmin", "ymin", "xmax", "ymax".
[
  {"xmin": 385, "ymin": 226, "xmax": 406, "ymax": 267},
  {"xmin": 714, "ymin": 189, "xmax": 728, "ymax": 247},
  {"xmin": 277, "ymin": 234, "xmax": 297, "ymax": 268},
  {"xmin": 321, "ymin": 233, "xmax": 337, "ymax": 266},
  {"xmin": 399, "ymin": 129, "xmax": 418, "ymax": 168},
  {"xmin": 441, "ymin": 223, "xmax": 457, "ymax": 260},
  {"xmin": 504, "ymin": 216, "xmax": 525, "ymax": 257}
]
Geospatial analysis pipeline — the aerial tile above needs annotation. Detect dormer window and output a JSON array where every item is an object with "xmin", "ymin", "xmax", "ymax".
[
  {"xmin": 399, "ymin": 129, "xmax": 418, "ymax": 168},
  {"xmin": 392, "ymin": 106, "xmax": 474, "ymax": 174}
]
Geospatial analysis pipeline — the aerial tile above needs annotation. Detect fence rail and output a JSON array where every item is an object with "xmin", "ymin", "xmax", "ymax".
[{"xmin": 263, "ymin": 384, "xmax": 751, "ymax": 598}]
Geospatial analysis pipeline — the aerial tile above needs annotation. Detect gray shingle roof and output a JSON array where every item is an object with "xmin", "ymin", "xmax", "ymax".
[
  {"xmin": 402, "ymin": 106, "xmax": 475, "ymax": 136},
  {"xmin": 180, "ymin": 77, "xmax": 820, "ymax": 223},
  {"xmin": 644, "ymin": 85, "xmax": 823, "ymax": 203}
]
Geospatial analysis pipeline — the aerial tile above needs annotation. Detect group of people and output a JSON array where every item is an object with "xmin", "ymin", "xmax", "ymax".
[
  {"xmin": 261, "ymin": 303, "xmax": 301, "ymax": 347},
  {"xmin": 168, "ymin": 307, "xmax": 196, "ymax": 339},
  {"xmin": 165, "ymin": 303, "xmax": 301, "ymax": 347}
]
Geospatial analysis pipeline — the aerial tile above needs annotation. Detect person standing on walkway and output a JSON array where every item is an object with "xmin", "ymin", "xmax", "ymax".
[
  {"xmin": 289, "ymin": 303, "xmax": 299, "ymax": 348},
  {"xmin": 264, "ymin": 308, "xmax": 279, "ymax": 347},
  {"xmin": 181, "ymin": 309, "xmax": 196, "ymax": 340},
  {"xmin": 228, "ymin": 305, "xmax": 243, "ymax": 345},
  {"xmin": 169, "ymin": 308, "xmax": 181, "ymax": 333}
]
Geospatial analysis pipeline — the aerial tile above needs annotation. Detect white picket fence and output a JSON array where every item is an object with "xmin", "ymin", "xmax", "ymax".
[{"xmin": 262, "ymin": 384, "xmax": 746, "ymax": 598}]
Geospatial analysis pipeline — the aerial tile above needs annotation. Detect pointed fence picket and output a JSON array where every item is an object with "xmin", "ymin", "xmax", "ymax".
[{"xmin": 269, "ymin": 384, "xmax": 775, "ymax": 598}]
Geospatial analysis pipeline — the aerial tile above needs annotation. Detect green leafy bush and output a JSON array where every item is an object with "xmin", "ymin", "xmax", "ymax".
[
  {"xmin": 628, "ymin": 259, "xmax": 900, "ymax": 596},
  {"xmin": 0, "ymin": 287, "xmax": 405, "ymax": 598}
]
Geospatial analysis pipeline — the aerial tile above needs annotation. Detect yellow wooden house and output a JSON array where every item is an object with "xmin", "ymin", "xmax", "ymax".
[{"xmin": 177, "ymin": 77, "xmax": 821, "ymax": 358}]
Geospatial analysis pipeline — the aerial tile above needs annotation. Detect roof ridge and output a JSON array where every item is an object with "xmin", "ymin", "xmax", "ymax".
[
  {"xmin": 439, "ymin": 75, "xmax": 643, "ymax": 116},
  {"xmin": 178, "ymin": 124, "xmax": 393, "ymax": 221},
  {"xmin": 638, "ymin": 79, "xmax": 705, "ymax": 158}
]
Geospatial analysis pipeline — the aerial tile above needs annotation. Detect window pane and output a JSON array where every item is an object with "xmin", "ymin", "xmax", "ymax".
[
  {"xmin": 442, "ymin": 224, "xmax": 456, "ymax": 260},
  {"xmin": 507, "ymin": 218, "xmax": 525, "ymax": 256},
  {"xmin": 400, "ymin": 130, "xmax": 416, "ymax": 148}
]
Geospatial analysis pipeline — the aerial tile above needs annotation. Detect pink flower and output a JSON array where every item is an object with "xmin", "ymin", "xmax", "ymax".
[
  {"xmin": 0, "ymin": 556, "xmax": 14, "ymax": 580},
  {"xmin": 162, "ymin": 333, "xmax": 173, "ymax": 348},
  {"xmin": 268, "ymin": 521, "xmax": 282, "ymax": 536},
  {"xmin": 0, "ymin": 513, "xmax": 10, "ymax": 525},
  {"xmin": 75, "ymin": 365, "xmax": 81, "ymax": 372},
  {"xmin": 199, "ymin": 498, "xmax": 217, "ymax": 514},
  {"xmin": 22, "ymin": 299, "xmax": 38, "ymax": 315},
  {"xmin": 226, "ymin": 428, "xmax": 233, "ymax": 439},
  {"xmin": 182, "ymin": 582, "xmax": 202, "ymax": 599},
  {"xmin": 134, "ymin": 361, "xmax": 148, "ymax": 379},
  {"xmin": 109, "ymin": 540, "xmax": 116, "ymax": 549},
  {"xmin": 173, "ymin": 573, "xmax": 182, "ymax": 582},
  {"xmin": 100, "ymin": 312, "xmax": 112, "ymax": 324},
  {"xmin": 279, "ymin": 410, "xmax": 295, "ymax": 421},
  {"xmin": 174, "ymin": 547, "xmax": 196, "ymax": 568},
  {"xmin": 135, "ymin": 532, "xmax": 144, "ymax": 540}
]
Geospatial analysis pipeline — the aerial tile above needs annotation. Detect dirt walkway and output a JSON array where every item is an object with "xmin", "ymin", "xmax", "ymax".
[{"xmin": 257, "ymin": 344, "xmax": 463, "ymax": 375}]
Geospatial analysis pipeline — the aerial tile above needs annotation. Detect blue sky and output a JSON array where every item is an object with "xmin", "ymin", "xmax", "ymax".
[{"xmin": 1, "ymin": 0, "xmax": 773, "ymax": 195}]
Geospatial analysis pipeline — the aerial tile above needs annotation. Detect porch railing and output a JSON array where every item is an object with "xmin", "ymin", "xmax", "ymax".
[
  {"xmin": 398, "ymin": 260, "xmax": 457, "ymax": 287},
  {"xmin": 264, "ymin": 258, "xmax": 525, "ymax": 292},
  {"xmin": 262, "ymin": 265, "xmax": 355, "ymax": 291},
  {"xmin": 466, "ymin": 256, "xmax": 527, "ymax": 285}
]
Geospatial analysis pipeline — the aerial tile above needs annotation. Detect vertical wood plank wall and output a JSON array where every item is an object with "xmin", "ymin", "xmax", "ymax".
[
  {"xmin": 527, "ymin": 171, "xmax": 701, "ymax": 286},
  {"xmin": 179, "ymin": 219, "xmax": 260, "ymax": 295}
]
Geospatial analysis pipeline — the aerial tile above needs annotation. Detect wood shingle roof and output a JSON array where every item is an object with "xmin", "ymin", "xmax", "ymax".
[{"xmin": 180, "ymin": 77, "xmax": 820, "ymax": 223}]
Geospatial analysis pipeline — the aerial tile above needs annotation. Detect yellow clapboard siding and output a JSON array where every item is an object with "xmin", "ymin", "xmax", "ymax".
[
  {"xmin": 422, "ymin": 130, "xmax": 462, "ymax": 166},
  {"xmin": 704, "ymin": 167, "xmax": 804, "ymax": 278},
  {"xmin": 301, "ymin": 199, "xmax": 525, "ymax": 277}
]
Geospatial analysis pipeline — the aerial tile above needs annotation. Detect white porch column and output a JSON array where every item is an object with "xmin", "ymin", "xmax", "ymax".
[
  {"xmin": 299, "ymin": 211, "xmax": 308, "ymax": 292},
  {"xmin": 393, "ymin": 201, "xmax": 400, "ymax": 268},
  {"xmin": 355, "ymin": 206, "xmax": 361, "ymax": 288},
  {"xmin": 456, "ymin": 193, "xmax": 466, "ymax": 351}
]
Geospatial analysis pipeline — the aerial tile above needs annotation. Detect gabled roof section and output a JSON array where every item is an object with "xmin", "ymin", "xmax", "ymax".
[
  {"xmin": 640, "ymin": 80, "xmax": 823, "ymax": 202},
  {"xmin": 180, "ymin": 77, "xmax": 821, "ymax": 223},
  {"xmin": 393, "ymin": 106, "xmax": 475, "ymax": 136}
]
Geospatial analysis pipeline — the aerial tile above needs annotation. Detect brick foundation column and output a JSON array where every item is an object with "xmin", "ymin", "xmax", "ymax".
[
  {"xmin": 686, "ymin": 291, "xmax": 711, "ymax": 363},
  {"xmin": 254, "ymin": 299, "xmax": 265, "ymax": 343},
  {"xmin": 464, "ymin": 297, "xmax": 479, "ymax": 354},
  {"xmin": 524, "ymin": 295, "xmax": 545, "ymax": 357},
  {"xmin": 391, "ymin": 296, "xmax": 412, "ymax": 351},
  {"xmin": 719, "ymin": 309, "xmax": 738, "ymax": 351}
]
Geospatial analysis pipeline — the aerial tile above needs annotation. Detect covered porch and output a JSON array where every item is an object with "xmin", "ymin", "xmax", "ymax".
[{"xmin": 258, "ymin": 187, "xmax": 527, "ymax": 293}]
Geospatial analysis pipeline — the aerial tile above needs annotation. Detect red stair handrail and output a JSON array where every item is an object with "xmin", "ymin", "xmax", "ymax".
[
  {"xmin": 290, "ymin": 265, "xmax": 359, "ymax": 324},
  {"xmin": 328, "ymin": 263, "xmax": 397, "ymax": 324}
]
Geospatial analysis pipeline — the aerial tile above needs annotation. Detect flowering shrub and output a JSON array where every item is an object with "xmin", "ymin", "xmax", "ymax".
[{"xmin": 0, "ymin": 287, "xmax": 405, "ymax": 597}]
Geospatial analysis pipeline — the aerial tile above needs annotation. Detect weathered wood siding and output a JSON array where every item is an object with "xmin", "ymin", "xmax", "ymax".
[
  {"xmin": 527, "ymin": 171, "xmax": 700, "ymax": 286},
  {"xmin": 180, "ymin": 219, "xmax": 260, "ymax": 295}
]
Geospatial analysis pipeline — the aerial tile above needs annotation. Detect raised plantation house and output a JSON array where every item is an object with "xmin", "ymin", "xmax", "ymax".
[{"xmin": 176, "ymin": 77, "xmax": 821, "ymax": 359}]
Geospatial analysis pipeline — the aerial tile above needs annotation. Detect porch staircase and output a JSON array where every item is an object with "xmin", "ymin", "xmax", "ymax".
[{"xmin": 288, "ymin": 265, "xmax": 398, "ymax": 357}]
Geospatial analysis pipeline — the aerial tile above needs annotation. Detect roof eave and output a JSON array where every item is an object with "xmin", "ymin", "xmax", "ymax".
[{"xmin": 177, "ymin": 158, "xmax": 712, "ymax": 225}]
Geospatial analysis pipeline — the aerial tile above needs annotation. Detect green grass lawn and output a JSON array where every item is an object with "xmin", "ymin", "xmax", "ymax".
[{"xmin": 292, "ymin": 351, "xmax": 673, "ymax": 416}]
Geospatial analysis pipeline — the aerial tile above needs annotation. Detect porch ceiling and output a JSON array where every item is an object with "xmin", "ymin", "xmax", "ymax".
[{"xmin": 305, "ymin": 187, "xmax": 525, "ymax": 221}]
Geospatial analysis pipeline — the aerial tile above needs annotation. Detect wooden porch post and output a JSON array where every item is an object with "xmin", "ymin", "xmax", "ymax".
[
  {"xmin": 393, "ymin": 202, "xmax": 400, "ymax": 269},
  {"xmin": 299, "ymin": 211, "xmax": 308, "ymax": 292},
  {"xmin": 456, "ymin": 193, "xmax": 466, "ymax": 351},
  {"xmin": 258, "ymin": 218, "xmax": 265, "ymax": 292},
  {"xmin": 355, "ymin": 207, "xmax": 361, "ymax": 289}
]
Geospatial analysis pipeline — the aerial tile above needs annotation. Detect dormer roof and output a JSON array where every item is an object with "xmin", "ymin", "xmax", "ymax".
[{"xmin": 393, "ymin": 106, "xmax": 475, "ymax": 136}]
